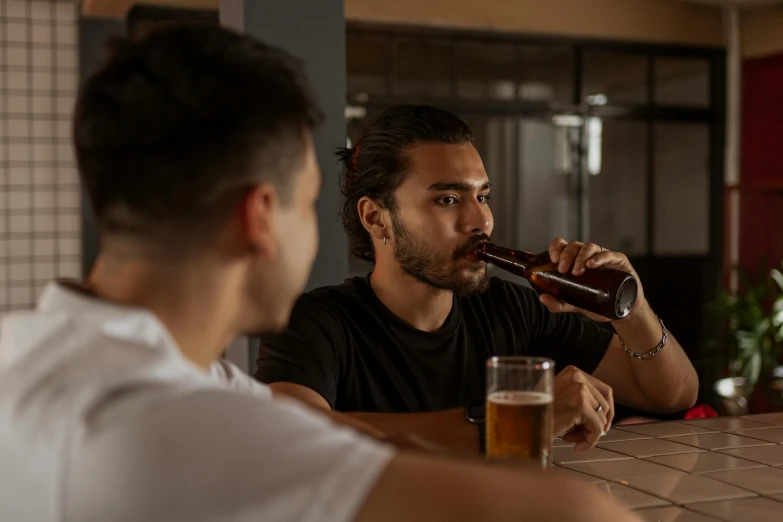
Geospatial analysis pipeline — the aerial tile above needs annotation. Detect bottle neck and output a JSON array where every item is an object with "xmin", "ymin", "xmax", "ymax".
[{"xmin": 477, "ymin": 243, "xmax": 539, "ymax": 272}]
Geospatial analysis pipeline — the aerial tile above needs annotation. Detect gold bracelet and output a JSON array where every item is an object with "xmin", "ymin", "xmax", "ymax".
[{"xmin": 619, "ymin": 316, "xmax": 667, "ymax": 360}]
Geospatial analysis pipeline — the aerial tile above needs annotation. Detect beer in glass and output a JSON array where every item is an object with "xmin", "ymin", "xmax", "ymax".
[{"xmin": 486, "ymin": 356, "xmax": 554, "ymax": 467}]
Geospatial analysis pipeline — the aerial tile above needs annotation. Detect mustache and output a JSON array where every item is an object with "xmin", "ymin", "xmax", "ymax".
[{"xmin": 453, "ymin": 234, "xmax": 491, "ymax": 260}]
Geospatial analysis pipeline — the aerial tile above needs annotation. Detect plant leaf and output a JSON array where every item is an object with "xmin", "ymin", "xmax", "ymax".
[
  {"xmin": 758, "ymin": 318, "xmax": 771, "ymax": 335},
  {"xmin": 736, "ymin": 331, "xmax": 760, "ymax": 358},
  {"xmin": 771, "ymin": 268, "xmax": 783, "ymax": 293},
  {"xmin": 747, "ymin": 351, "xmax": 762, "ymax": 387}
]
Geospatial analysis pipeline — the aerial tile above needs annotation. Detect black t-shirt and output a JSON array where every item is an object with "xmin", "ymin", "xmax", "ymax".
[{"xmin": 255, "ymin": 276, "xmax": 614, "ymax": 413}]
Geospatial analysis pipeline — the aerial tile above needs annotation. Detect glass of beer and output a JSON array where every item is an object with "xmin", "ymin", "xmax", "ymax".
[{"xmin": 486, "ymin": 356, "xmax": 554, "ymax": 467}]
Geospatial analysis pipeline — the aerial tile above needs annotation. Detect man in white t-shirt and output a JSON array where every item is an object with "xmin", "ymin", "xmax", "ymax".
[{"xmin": 0, "ymin": 25, "xmax": 638, "ymax": 522}]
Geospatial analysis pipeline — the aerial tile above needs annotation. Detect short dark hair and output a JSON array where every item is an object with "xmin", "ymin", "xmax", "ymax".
[
  {"xmin": 337, "ymin": 105, "xmax": 474, "ymax": 262},
  {"xmin": 74, "ymin": 24, "xmax": 322, "ymax": 248}
]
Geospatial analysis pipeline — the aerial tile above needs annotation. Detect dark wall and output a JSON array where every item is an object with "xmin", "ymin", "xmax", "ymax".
[
  {"xmin": 741, "ymin": 54, "xmax": 783, "ymax": 277},
  {"xmin": 81, "ymin": 4, "xmax": 350, "ymax": 292},
  {"xmin": 230, "ymin": 0, "xmax": 349, "ymax": 292}
]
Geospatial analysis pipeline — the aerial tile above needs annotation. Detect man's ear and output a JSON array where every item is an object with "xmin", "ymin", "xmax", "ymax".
[
  {"xmin": 357, "ymin": 196, "xmax": 389, "ymax": 242},
  {"xmin": 242, "ymin": 183, "xmax": 279, "ymax": 259}
]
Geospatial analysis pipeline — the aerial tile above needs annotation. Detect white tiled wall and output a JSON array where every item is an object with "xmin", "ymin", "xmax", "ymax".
[{"xmin": 1, "ymin": 0, "xmax": 80, "ymax": 312}]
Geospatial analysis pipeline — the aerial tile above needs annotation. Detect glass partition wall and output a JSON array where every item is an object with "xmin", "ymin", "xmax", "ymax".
[{"xmin": 346, "ymin": 24, "xmax": 725, "ymax": 412}]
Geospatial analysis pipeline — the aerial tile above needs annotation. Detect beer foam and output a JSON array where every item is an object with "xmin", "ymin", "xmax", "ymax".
[{"xmin": 488, "ymin": 391, "xmax": 552, "ymax": 405}]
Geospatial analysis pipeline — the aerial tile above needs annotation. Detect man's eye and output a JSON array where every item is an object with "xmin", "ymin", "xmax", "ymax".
[
  {"xmin": 478, "ymin": 194, "xmax": 492, "ymax": 204},
  {"xmin": 438, "ymin": 196, "xmax": 458, "ymax": 206}
]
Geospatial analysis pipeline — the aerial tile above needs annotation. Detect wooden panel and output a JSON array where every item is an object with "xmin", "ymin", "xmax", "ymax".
[
  {"xmin": 85, "ymin": 0, "xmax": 725, "ymax": 48},
  {"xmin": 742, "ymin": 6, "xmax": 783, "ymax": 59},
  {"xmin": 82, "ymin": 0, "xmax": 134, "ymax": 16},
  {"xmin": 82, "ymin": 0, "xmax": 218, "ymax": 17},
  {"xmin": 345, "ymin": 0, "xmax": 723, "ymax": 47}
]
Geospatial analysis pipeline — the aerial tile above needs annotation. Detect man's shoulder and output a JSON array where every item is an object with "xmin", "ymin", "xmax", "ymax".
[
  {"xmin": 210, "ymin": 359, "xmax": 273, "ymax": 399},
  {"xmin": 68, "ymin": 388, "xmax": 393, "ymax": 521},
  {"xmin": 292, "ymin": 276, "xmax": 371, "ymax": 317},
  {"xmin": 302, "ymin": 275, "xmax": 367, "ymax": 299}
]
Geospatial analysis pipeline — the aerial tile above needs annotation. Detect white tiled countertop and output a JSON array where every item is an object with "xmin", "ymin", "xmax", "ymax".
[{"xmin": 553, "ymin": 413, "xmax": 783, "ymax": 521}]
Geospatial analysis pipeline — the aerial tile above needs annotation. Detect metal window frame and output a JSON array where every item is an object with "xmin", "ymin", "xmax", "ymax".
[{"xmin": 347, "ymin": 21, "xmax": 725, "ymax": 297}]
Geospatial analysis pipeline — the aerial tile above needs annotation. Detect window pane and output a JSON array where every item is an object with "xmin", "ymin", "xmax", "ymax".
[
  {"xmin": 518, "ymin": 118, "xmax": 579, "ymax": 251},
  {"xmin": 654, "ymin": 123, "xmax": 710, "ymax": 255},
  {"xmin": 459, "ymin": 116, "xmax": 578, "ymax": 256},
  {"xmin": 519, "ymin": 45, "xmax": 574, "ymax": 105},
  {"xmin": 585, "ymin": 52, "xmax": 648, "ymax": 106},
  {"xmin": 588, "ymin": 120, "xmax": 648, "ymax": 256},
  {"xmin": 346, "ymin": 33, "xmax": 388, "ymax": 100},
  {"xmin": 460, "ymin": 115, "xmax": 517, "ymax": 248},
  {"xmin": 395, "ymin": 38, "xmax": 452, "ymax": 99},
  {"xmin": 654, "ymin": 58, "xmax": 709, "ymax": 107},
  {"xmin": 457, "ymin": 42, "xmax": 517, "ymax": 101}
]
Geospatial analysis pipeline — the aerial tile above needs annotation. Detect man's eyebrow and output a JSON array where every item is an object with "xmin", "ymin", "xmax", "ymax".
[{"xmin": 426, "ymin": 181, "xmax": 491, "ymax": 192}]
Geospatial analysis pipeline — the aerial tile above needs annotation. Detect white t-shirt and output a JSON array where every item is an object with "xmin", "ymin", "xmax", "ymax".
[{"xmin": 0, "ymin": 283, "xmax": 394, "ymax": 522}]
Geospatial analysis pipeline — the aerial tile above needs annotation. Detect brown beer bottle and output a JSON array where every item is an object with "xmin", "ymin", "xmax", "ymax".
[{"xmin": 476, "ymin": 242, "xmax": 638, "ymax": 320}]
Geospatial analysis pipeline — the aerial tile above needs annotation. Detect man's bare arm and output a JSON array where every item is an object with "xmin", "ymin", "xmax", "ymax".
[
  {"xmin": 266, "ymin": 384, "xmax": 641, "ymax": 521},
  {"xmin": 593, "ymin": 302, "xmax": 698, "ymax": 413},
  {"xmin": 270, "ymin": 372, "xmax": 621, "ymax": 454},
  {"xmin": 357, "ymin": 452, "xmax": 641, "ymax": 522},
  {"xmin": 269, "ymin": 382, "xmax": 479, "ymax": 452},
  {"xmin": 346, "ymin": 409, "xmax": 478, "ymax": 453},
  {"xmin": 546, "ymin": 238, "xmax": 699, "ymax": 414}
]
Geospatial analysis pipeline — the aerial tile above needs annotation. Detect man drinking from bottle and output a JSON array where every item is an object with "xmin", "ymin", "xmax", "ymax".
[{"xmin": 255, "ymin": 105, "xmax": 698, "ymax": 454}]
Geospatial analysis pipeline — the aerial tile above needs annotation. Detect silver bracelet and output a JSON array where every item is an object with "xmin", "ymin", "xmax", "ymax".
[{"xmin": 619, "ymin": 316, "xmax": 667, "ymax": 360}]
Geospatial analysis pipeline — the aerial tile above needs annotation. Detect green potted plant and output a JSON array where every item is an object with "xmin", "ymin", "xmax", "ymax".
[{"xmin": 705, "ymin": 261, "xmax": 783, "ymax": 414}]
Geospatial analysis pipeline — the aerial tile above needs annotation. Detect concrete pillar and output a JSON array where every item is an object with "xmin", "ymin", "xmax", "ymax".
[
  {"xmin": 221, "ymin": 0, "xmax": 348, "ymax": 371},
  {"xmin": 220, "ymin": 0, "xmax": 349, "ymax": 293}
]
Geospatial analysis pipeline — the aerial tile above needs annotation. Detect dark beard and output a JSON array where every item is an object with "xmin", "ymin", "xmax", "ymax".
[{"xmin": 391, "ymin": 213, "xmax": 490, "ymax": 297}]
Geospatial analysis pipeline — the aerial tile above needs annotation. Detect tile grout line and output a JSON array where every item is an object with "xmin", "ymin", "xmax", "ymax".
[{"xmin": 569, "ymin": 425, "xmax": 783, "ymax": 510}]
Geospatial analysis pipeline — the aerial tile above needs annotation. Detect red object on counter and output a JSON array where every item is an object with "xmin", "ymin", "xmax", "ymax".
[{"xmin": 683, "ymin": 405, "xmax": 719, "ymax": 419}]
